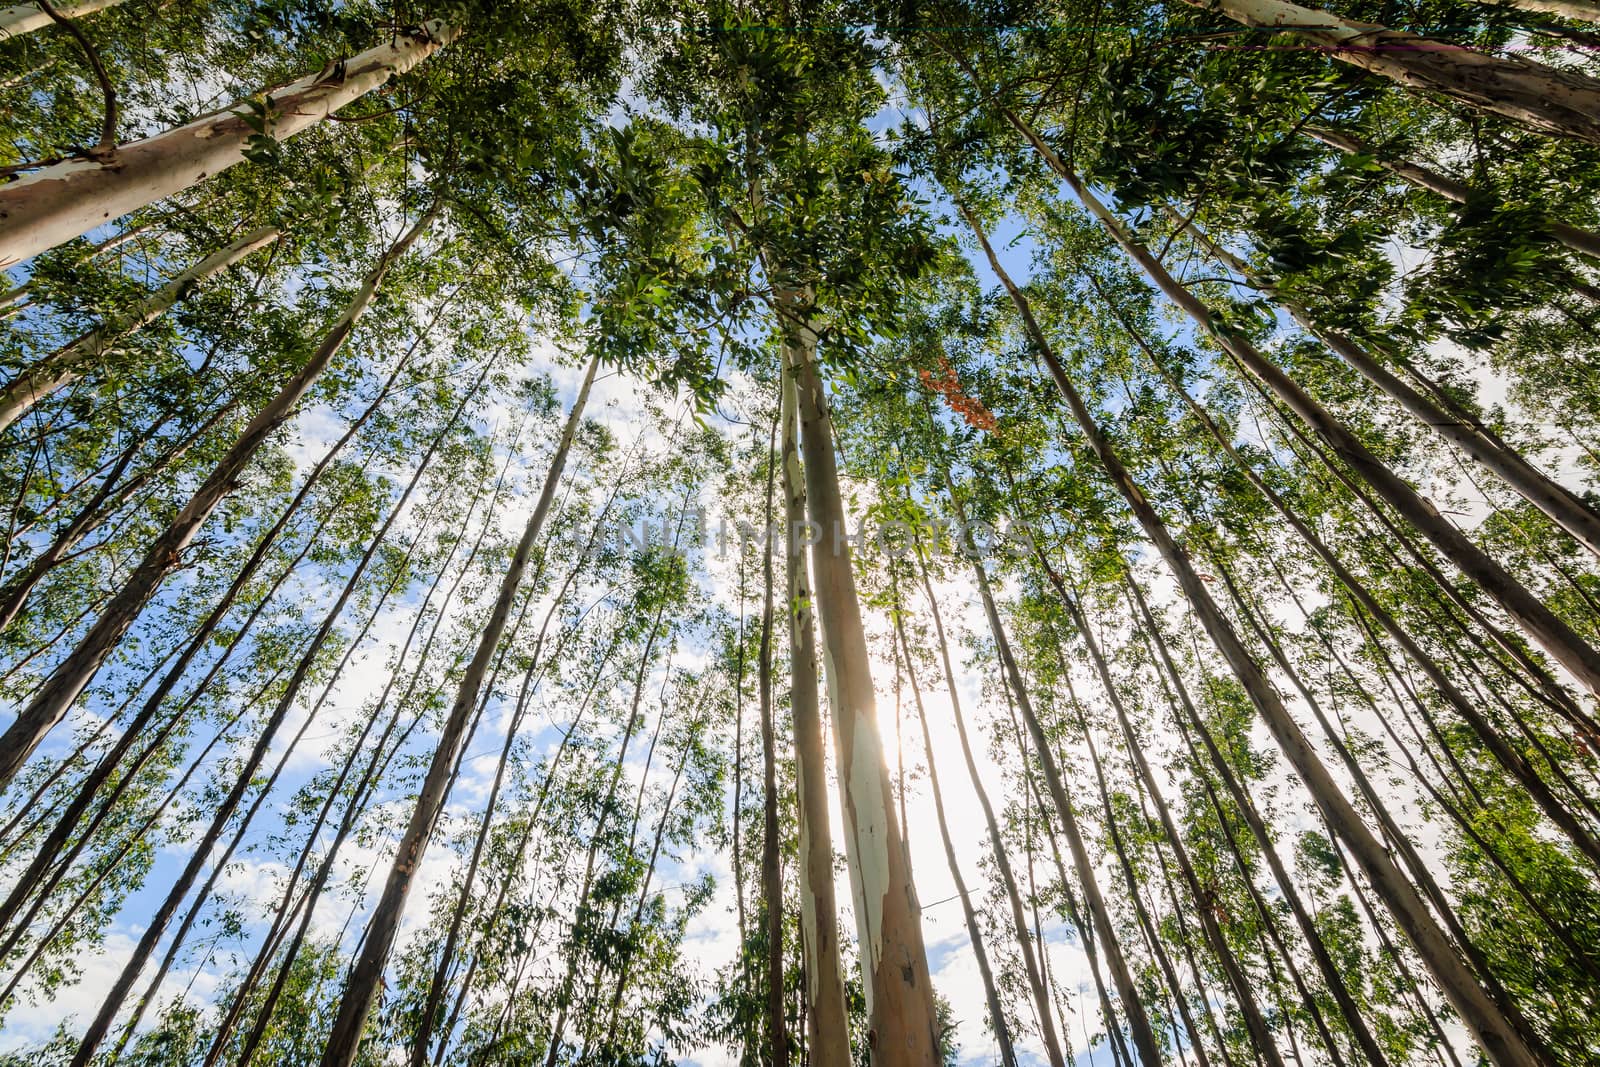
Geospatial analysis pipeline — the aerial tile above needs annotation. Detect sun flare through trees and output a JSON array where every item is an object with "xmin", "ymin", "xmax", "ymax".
[{"xmin": 2, "ymin": 2, "xmax": 1600, "ymax": 1066}]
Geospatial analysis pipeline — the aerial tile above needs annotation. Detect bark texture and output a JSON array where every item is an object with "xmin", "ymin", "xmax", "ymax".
[
  {"xmin": 1191, "ymin": 0, "xmax": 1600, "ymax": 143},
  {"xmin": 0, "ymin": 0, "xmax": 124, "ymax": 40},
  {"xmin": 789, "ymin": 299, "xmax": 941, "ymax": 1067},
  {"xmin": 0, "ymin": 21, "xmax": 454, "ymax": 267},
  {"xmin": 779, "ymin": 338, "xmax": 854, "ymax": 1067}
]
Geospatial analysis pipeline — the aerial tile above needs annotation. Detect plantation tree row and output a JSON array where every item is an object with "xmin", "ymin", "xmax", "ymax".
[{"xmin": 1, "ymin": 0, "xmax": 1599, "ymax": 1065}]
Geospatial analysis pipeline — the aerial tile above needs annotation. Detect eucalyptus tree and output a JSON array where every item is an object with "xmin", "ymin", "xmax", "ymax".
[
  {"xmin": 1171, "ymin": 0, "xmax": 1600, "ymax": 142},
  {"xmin": 3, "ymin": 1, "xmax": 1600, "ymax": 1064},
  {"xmin": 57, "ymin": 282, "xmax": 507, "ymax": 1066},
  {"xmin": 639, "ymin": 12, "xmax": 948, "ymax": 1059},
  {"xmin": 891, "ymin": 588, "xmax": 1023, "ymax": 1067},
  {"xmin": 868, "ymin": 263, "xmax": 1453, "ymax": 1067},
  {"xmin": 0, "ymin": 199, "xmax": 441, "ymax": 790},
  {"xmin": 778, "ymin": 350, "xmax": 853, "ymax": 1067},
  {"xmin": 0, "ymin": 14, "xmax": 455, "ymax": 268},
  {"xmin": 888, "ymin": 70, "xmax": 1551, "ymax": 1056},
  {"xmin": 317, "ymin": 353, "xmax": 598, "ymax": 1067},
  {"xmin": 0, "ymin": 1, "xmax": 127, "ymax": 41},
  {"xmin": 0, "ymin": 238, "xmax": 494, "ymax": 833}
]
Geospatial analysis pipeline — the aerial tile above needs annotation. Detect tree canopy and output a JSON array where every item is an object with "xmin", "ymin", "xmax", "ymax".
[{"xmin": 2, "ymin": 1, "xmax": 1600, "ymax": 1065}]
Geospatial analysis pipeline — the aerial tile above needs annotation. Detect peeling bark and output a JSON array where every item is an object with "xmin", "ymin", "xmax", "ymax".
[
  {"xmin": 1185, "ymin": 0, "xmax": 1600, "ymax": 143},
  {"xmin": 780, "ymin": 339, "xmax": 853, "ymax": 1067},
  {"xmin": 787, "ymin": 295, "xmax": 940, "ymax": 1067}
]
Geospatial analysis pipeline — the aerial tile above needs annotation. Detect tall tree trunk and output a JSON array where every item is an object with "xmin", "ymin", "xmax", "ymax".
[
  {"xmin": 958, "ymin": 195, "xmax": 1547, "ymax": 1067},
  {"xmin": 316, "ymin": 352, "xmax": 599, "ymax": 1067},
  {"xmin": 951, "ymin": 489, "xmax": 1166, "ymax": 1067},
  {"xmin": 0, "ymin": 226, "xmax": 280, "ymax": 431},
  {"xmin": 1172, "ymin": 213, "xmax": 1600, "ymax": 563},
  {"xmin": 0, "ymin": 205, "xmax": 437, "ymax": 791},
  {"xmin": 1301, "ymin": 125, "xmax": 1600, "ymax": 259},
  {"xmin": 0, "ymin": 22, "xmax": 455, "ymax": 268},
  {"xmin": 1076, "ymin": 702, "xmax": 1213, "ymax": 1067},
  {"xmin": 1040, "ymin": 573, "xmax": 1286, "ymax": 1067},
  {"xmin": 1176, "ymin": 0, "xmax": 1600, "ymax": 142},
  {"xmin": 779, "ymin": 342, "xmax": 853, "ymax": 1067},
  {"xmin": 733, "ymin": 549, "xmax": 751, "ymax": 1046},
  {"xmin": 0, "ymin": 332, "xmax": 414, "ymax": 941},
  {"xmin": 893, "ymin": 597, "xmax": 1020, "ymax": 1067},
  {"xmin": 785, "ymin": 293, "xmax": 941, "ymax": 1067},
  {"xmin": 1104, "ymin": 283, "xmax": 1600, "ymax": 865},
  {"xmin": 0, "ymin": 0, "xmax": 123, "ymax": 39},
  {"xmin": 66, "ymin": 330, "xmax": 451, "ymax": 1066},
  {"xmin": 909, "ymin": 522, "xmax": 1067, "ymax": 1067},
  {"xmin": 406, "ymin": 446, "xmax": 602, "ymax": 1067},
  {"xmin": 1005, "ymin": 112, "xmax": 1600, "ymax": 698},
  {"xmin": 758, "ymin": 411, "xmax": 789, "ymax": 1067}
]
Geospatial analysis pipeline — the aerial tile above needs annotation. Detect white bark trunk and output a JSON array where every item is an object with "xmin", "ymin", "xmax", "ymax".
[
  {"xmin": 1482, "ymin": 0, "xmax": 1600, "ymax": 23},
  {"xmin": 0, "ymin": 206, "xmax": 435, "ymax": 792},
  {"xmin": 787, "ymin": 298, "xmax": 940, "ymax": 1067},
  {"xmin": 1190, "ymin": 0, "xmax": 1600, "ymax": 142},
  {"xmin": 781, "ymin": 337, "xmax": 854, "ymax": 1067},
  {"xmin": 0, "ymin": 20, "xmax": 456, "ymax": 268},
  {"xmin": 0, "ymin": 226, "xmax": 280, "ymax": 431},
  {"xmin": 0, "ymin": 0, "xmax": 123, "ymax": 40}
]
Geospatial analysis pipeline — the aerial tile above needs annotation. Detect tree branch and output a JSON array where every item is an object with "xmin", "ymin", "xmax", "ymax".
[{"xmin": 37, "ymin": 0, "xmax": 118, "ymax": 158}]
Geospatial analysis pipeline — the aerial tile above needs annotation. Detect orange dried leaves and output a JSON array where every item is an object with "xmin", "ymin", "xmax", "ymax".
[{"xmin": 918, "ymin": 356, "xmax": 997, "ymax": 433}]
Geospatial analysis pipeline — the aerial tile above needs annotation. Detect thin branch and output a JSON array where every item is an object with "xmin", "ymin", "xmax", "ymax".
[{"xmin": 37, "ymin": 0, "xmax": 118, "ymax": 158}]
